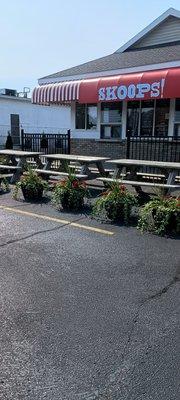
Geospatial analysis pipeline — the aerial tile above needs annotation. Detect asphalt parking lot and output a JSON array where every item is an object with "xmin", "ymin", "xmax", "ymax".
[{"xmin": 0, "ymin": 192, "xmax": 180, "ymax": 400}]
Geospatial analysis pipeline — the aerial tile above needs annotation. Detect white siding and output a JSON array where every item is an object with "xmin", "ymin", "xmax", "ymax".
[
  {"xmin": 131, "ymin": 16, "xmax": 180, "ymax": 49},
  {"xmin": 0, "ymin": 96, "xmax": 71, "ymax": 145}
]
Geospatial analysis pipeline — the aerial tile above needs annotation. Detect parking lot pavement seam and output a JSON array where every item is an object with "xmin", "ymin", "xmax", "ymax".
[
  {"xmin": 0, "ymin": 205, "xmax": 114, "ymax": 236},
  {"xmin": 0, "ymin": 216, "xmax": 84, "ymax": 249}
]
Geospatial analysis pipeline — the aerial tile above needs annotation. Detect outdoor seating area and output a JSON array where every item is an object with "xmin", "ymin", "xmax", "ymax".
[
  {"xmin": 0, "ymin": 149, "xmax": 179, "ymax": 192},
  {"xmin": 0, "ymin": 149, "xmax": 179, "ymax": 236}
]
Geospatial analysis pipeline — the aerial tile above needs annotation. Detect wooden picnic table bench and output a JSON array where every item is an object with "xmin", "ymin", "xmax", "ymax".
[
  {"xmin": 98, "ymin": 159, "xmax": 180, "ymax": 194},
  {"xmin": 0, "ymin": 150, "xmax": 43, "ymax": 183},
  {"xmin": 40, "ymin": 154, "xmax": 110, "ymax": 179},
  {"xmin": 97, "ymin": 177, "xmax": 180, "ymax": 191},
  {"xmin": 0, "ymin": 165, "xmax": 21, "ymax": 170},
  {"xmin": 35, "ymin": 169, "xmax": 88, "ymax": 181}
]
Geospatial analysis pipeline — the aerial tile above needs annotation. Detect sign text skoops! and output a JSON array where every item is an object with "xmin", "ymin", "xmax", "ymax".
[{"xmin": 98, "ymin": 79, "xmax": 165, "ymax": 101}]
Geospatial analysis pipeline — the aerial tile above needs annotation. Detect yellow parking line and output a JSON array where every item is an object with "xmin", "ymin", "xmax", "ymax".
[{"xmin": 0, "ymin": 205, "xmax": 114, "ymax": 236}]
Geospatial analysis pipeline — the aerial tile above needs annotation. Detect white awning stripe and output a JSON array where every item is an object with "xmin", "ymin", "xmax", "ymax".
[{"xmin": 32, "ymin": 81, "xmax": 80, "ymax": 104}]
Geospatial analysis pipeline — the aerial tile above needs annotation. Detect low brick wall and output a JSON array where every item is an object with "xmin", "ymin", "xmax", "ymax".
[
  {"xmin": 71, "ymin": 138, "xmax": 180, "ymax": 163},
  {"xmin": 71, "ymin": 138, "xmax": 127, "ymax": 158}
]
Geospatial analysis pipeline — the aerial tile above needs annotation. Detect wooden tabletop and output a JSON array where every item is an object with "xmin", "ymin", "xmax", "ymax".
[
  {"xmin": 109, "ymin": 159, "xmax": 180, "ymax": 170},
  {"xmin": 43, "ymin": 154, "xmax": 110, "ymax": 163},
  {"xmin": 0, "ymin": 150, "xmax": 43, "ymax": 157}
]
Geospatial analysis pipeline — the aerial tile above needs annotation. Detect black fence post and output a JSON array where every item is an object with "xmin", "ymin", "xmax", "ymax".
[
  {"xmin": 21, "ymin": 129, "xmax": 24, "ymax": 150},
  {"xmin": 67, "ymin": 129, "xmax": 71, "ymax": 154},
  {"xmin": 126, "ymin": 130, "xmax": 131, "ymax": 159}
]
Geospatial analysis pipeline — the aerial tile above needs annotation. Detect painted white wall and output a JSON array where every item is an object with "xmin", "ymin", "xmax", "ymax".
[{"xmin": 0, "ymin": 96, "xmax": 71, "ymax": 145}]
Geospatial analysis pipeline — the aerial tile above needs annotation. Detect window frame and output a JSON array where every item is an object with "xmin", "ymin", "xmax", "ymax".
[
  {"xmin": 75, "ymin": 103, "xmax": 97, "ymax": 131},
  {"xmin": 100, "ymin": 102, "xmax": 123, "ymax": 139},
  {"xmin": 126, "ymin": 99, "xmax": 170, "ymax": 137}
]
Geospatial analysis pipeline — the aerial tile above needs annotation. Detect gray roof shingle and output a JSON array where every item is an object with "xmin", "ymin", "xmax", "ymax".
[{"xmin": 40, "ymin": 44, "xmax": 180, "ymax": 80}]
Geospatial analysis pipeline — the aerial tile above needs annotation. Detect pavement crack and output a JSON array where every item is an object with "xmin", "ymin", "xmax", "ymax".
[
  {"xmin": 94, "ymin": 269, "xmax": 180, "ymax": 399},
  {"xmin": 0, "ymin": 216, "xmax": 84, "ymax": 248},
  {"xmin": 146, "ymin": 274, "xmax": 180, "ymax": 301}
]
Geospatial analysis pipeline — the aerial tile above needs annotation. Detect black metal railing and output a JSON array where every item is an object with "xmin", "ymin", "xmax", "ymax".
[
  {"xmin": 126, "ymin": 134, "xmax": 180, "ymax": 177},
  {"xmin": 126, "ymin": 134, "xmax": 180, "ymax": 163},
  {"xmin": 21, "ymin": 129, "xmax": 71, "ymax": 154}
]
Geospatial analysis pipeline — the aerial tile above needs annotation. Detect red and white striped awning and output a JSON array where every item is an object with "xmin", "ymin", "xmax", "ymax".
[
  {"xmin": 32, "ymin": 67, "xmax": 180, "ymax": 105},
  {"xmin": 32, "ymin": 80, "xmax": 81, "ymax": 104}
]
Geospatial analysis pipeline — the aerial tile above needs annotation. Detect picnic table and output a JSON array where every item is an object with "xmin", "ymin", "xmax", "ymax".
[
  {"xmin": 97, "ymin": 159, "xmax": 180, "ymax": 194},
  {"xmin": 35, "ymin": 154, "xmax": 110, "ymax": 180},
  {"xmin": 0, "ymin": 150, "xmax": 43, "ymax": 183}
]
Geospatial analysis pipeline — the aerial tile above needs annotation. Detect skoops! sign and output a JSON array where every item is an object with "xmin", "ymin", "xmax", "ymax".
[{"xmin": 98, "ymin": 79, "xmax": 166, "ymax": 101}]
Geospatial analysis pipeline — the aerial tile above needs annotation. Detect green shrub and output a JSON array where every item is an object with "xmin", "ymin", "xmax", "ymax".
[
  {"xmin": 13, "ymin": 169, "xmax": 49, "ymax": 200},
  {"xmin": 5, "ymin": 132, "xmax": 13, "ymax": 149},
  {"xmin": 52, "ymin": 174, "xmax": 88, "ymax": 211},
  {"xmin": 138, "ymin": 196, "xmax": 180, "ymax": 235},
  {"xmin": 93, "ymin": 183, "xmax": 137, "ymax": 223}
]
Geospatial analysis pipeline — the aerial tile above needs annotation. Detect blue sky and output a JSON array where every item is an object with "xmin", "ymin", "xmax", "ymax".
[{"xmin": 1, "ymin": 0, "xmax": 180, "ymax": 92}]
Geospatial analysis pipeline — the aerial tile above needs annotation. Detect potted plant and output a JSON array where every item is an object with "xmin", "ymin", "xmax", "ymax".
[
  {"xmin": 93, "ymin": 183, "xmax": 137, "ymax": 223},
  {"xmin": 52, "ymin": 174, "xmax": 88, "ymax": 211},
  {"xmin": 13, "ymin": 169, "xmax": 49, "ymax": 201},
  {"xmin": 138, "ymin": 196, "xmax": 180, "ymax": 235}
]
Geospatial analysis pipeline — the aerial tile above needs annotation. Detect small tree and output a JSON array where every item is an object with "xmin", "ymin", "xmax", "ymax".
[{"xmin": 5, "ymin": 132, "xmax": 13, "ymax": 149}]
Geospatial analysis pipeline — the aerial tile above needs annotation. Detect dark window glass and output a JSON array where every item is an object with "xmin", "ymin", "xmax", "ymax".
[
  {"xmin": 140, "ymin": 100, "xmax": 154, "ymax": 136},
  {"xmin": 175, "ymin": 99, "xmax": 180, "ymax": 135},
  {"xmin": 101, "ymin": 125, "xmax": 122, "ymax": 139},
  {"xmin": 154, "ymin": 99, "xmax": 170, "ymax": 137},
  {"xmin": 101, "ymin": 102, "xmax": 122, "ymax": 124},
  {"xmin": 87, "ymin": 105, "xmax": 97, "ymax": 129},
  {"xmin": 175, "ymin": 99, "xmax": 180, "ymax": 111},
  {"xmin": 127, "ymin": 101, "xmax": 140, "ymax": 136},
  {"xmin": 76, "ymin": 104, "xmax": 85, "ymax": 129}
]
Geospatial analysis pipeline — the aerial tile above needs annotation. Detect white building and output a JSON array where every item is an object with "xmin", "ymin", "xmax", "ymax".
[
  {"xmin": 0, "ymin": 90, "xmax": 70, "ymax": 147},
  {"xmin": 32, "ymin": 8, "xmax": 180, "ymax": 159}
]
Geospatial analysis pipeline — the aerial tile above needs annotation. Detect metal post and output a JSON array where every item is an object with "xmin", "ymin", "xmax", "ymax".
[
  {"xmin": 21, "ymin": 129, "xmax": 24, "ymax": 150},
  {"xmin": 126, "ymin": 130, "xmax": 131, "ymax": 159},
  {"xmin": 67, "ymin": 129, "xmax": 71, "ymax": 154}
]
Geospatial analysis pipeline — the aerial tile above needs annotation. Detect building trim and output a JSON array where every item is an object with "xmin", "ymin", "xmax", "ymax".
[{"xmin": 116, "ymin": 8, "xmax": 180, "ymax": 53}]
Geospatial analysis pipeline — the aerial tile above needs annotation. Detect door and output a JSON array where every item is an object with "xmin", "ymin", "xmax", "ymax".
[{"xmin": 10, "ymin": 114, "xmax": 20, "ymax": 145}]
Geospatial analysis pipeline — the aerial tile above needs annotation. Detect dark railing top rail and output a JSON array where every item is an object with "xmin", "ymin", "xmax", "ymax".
[{"xmin": 21, "ymin": 129, "xmax": 71, "ymax": 154}]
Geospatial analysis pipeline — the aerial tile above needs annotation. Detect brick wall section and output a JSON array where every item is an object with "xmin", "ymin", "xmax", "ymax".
[
  {"xmin": 71, "ymin": 138, "xmax": 180, "ymax": 162},
  {"xmin": 71, "ymin": 139, "xmax": 127, "ymax": 158}
]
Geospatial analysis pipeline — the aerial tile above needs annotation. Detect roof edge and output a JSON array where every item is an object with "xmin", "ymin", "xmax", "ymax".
[
  {"xmin": 38, "ymin": 60, "xmax": 180, "ymax": 85},
  {"xmin": 115, "ymin": 8, "xmax": 180, "ymax": 53}
]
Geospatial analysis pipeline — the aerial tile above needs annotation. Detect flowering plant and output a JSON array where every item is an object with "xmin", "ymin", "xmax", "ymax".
[
  {"xmin": 52, "ymin": 174, "xmax": 88, "ymax": 211},
  {"xmin": 13, "ymin": 169, "xmax": 49, "ymax": 200},
  {"xmin": 93, "ymin": 183, "xmax": 137, "ymax": 223},
  {"xmin": 138, "ymin": 196, "xmax": 180, "ymax": 235}
]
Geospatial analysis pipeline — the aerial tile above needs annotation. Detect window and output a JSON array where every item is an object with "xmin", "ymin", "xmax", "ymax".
[
  {"xmin": 127, "ymin": 101, "xmax": 140, "ymax": 136},
  {"xmin": 75, "ymin": 103, "xmax": 97, "ymax": 130},
  {"xmin": 87, "ymin": 105, "xmax": 97, "ymax": 129},
  {"xmin": 154, "ymin": 99, "xmax": 170, "ymax": 137},
  {"xmin": 126, "ymin": 99, "xmax": 170, "ymax": 137},
  {"xmin": 76, "ymin": 104, "xmax": 85, "ymax": 129},
  {"xmin": 101, "ymin": 102, "xmax": 122, "ymax": 139},
  {"xmin": 141, "ymin": 100, "xmax": 154, "ymax": 136},
  {"xmin": 174, "ymin": 99, "xmax": 180, "ymax": 137}
]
